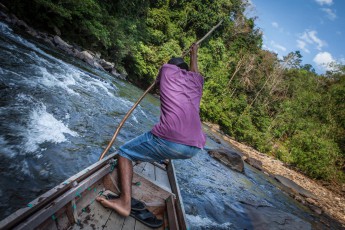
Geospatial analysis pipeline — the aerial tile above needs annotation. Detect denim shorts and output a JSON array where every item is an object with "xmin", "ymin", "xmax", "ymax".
[{"xmin": 118, "ymin": 131, "xmax": 201, "ymax": 162}]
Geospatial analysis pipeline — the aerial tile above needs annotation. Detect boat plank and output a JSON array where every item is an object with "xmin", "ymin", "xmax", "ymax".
[
  {"xmin": 134, "ymin": 219, "xmax": 165, "ymax": 230},
  {"xmin": 103, "ymin": 211, "xmax": 125, "ymax": 230},
  {"xmin": 167, "ymin": 161, "xmax": 187, "ymax": 230},
  {"xmin": 70, "ymin": 201, "xmax": 112, "ymax": 230},
  {"xmin": 110, "ymin": 168, "xmax": 173, "ymax": 206},
  {"xmin": 0, "ymin": 154, "xmax": 117, "ymax": 230},
  {"xmin": 133, "ymin": 162, "xmax": 146, "ymax": 174},
  {"xmin": 141, "ymin": 163, "xmax": 155, "ymax": 181},
  {"xmin": 15, "ymin": 165, "xmax": 111, "ymax": 230},
  {"xmin": 154, "ymin": 166, "xmax": 171, "ymax": 191},
  {"xmin": 55, "ymin": 207, "xmax": 70, "ymax": 230},
  {"xmin": 165, "ymin": 195, "xmax": 179, "ymax": 230},
  {"xmin": 35, "ymin": 218, "xmax": 58, "ymax": 230},
  {"xmin": 135, "ymin": 221, "xmax": 153, "ymax": 230},
  {"xmin": 75, "ymin": 180, "xmax": 104, "ymax": 215},
  {"xmin": 121, "ymin": 216, "xmax": 135, "ymax": 230}
]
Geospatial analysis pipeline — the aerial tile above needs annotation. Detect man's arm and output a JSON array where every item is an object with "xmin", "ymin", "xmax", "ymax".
[{"xmin": 190, "ymin": 43, "xmax": 199, "ymax": 73}]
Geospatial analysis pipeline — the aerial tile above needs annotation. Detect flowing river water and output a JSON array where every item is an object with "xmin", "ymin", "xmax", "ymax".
[{"xmin": 0, "ymin": 21, "xmax": 341, "ymax": 229}]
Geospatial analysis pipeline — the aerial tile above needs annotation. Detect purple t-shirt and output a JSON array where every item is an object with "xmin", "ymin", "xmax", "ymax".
[{"xmin": 151, "ymin": 64, "xmax": 206, "ymax": 148}]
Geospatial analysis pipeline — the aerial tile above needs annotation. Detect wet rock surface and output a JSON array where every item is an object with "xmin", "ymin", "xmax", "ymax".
[
  {"xmin": 240, "ymin": 200, "xmax": 312, "ymax": 230},
  {"xmin": 274, "ymin": 175, "xmax": 317, "ymax": 199},
  {"xmin": 244, "ymin": 156, "xmax": 263, "ymax": 171},
  {"xmin": 203, "ymin": 122, "xmax": 345, "ymax": 228},
  {"xmin": 207, "ymin": 148, "xmax": 244, "ymax": 173}
]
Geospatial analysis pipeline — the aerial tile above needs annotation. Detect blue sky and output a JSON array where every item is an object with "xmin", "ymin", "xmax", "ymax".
[{"xmin": 248, "ymin": 0, "xmax": 345, "ymax": 73}]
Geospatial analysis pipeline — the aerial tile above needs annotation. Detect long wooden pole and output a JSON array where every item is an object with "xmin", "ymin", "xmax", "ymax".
[
  {"xmin": 99, "ymin": 20, "xmax": 224, "ymax": 161},
  {"xmin": 98, "ymin": 82, "xmax": 156, "ymax": 160}
]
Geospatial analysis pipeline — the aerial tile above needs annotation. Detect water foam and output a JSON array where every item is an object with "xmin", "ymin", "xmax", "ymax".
[
  {"xmin": 0, "ymin": 22, "xmax": 41, "ymax": 54},
  {"xmin": 88, "ymin": 78, "xmax": 115, "ymax": 97},
  {"xmin": 24, "ymin": 105, "xmax": 78, "ymax": 153},
  {"xmin": 36, "ymin": 66, "xmax": 78, "ymax": 95},
  {"xmin": 186, "ymin": 214, "xmax": 233, "ymax": 229},
  {"xmin": 0, "ymin": 136, "xmax": 17, "ymax": 158}
]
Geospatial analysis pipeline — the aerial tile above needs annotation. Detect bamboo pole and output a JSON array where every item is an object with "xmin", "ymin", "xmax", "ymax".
[{"xmin": 99, "ymin": 20, "xmax": 224, "ymax": 161}]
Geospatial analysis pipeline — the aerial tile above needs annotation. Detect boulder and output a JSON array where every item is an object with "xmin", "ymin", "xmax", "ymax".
[
  {"xmin": 244, "ymin": 157, "xmax": 263, "ymax": 171},
  {"xmin": 207, "ymin": 148, "xmax": 244, "ymax": 173},
  {"xmin": 16, "ymin": 19, "xmax": 29, "ymax": 30},
  {"xmin": 274, "ymin": 175, "xmax": 317, "ymax": 199},
  {"xmin": 53, "ymin": 26, "xmax": 61, "ymax": 36},
  {"xmin": 43, "ymin": 38, "xmax": 55, "ymax": 48},
  {"xmin": 240, "ymin": 201, "xmax": 312, "ymax": 230},
  {"xmin": 26, "ymin": 26, "xmax": 38, "ymax": 37},
  {"xmin": 76, "ymin": 50, "xmax": 94, "ymax": 63},
  {"xmin": 53, "ymin": 35, "xmax": 72, "ymax": 52},
  {"xmin": 99, "ymin": 59, "xmax": 114, "ymax": 71},
  {"xmin": 95, "ymin": 52, "xmax": 101, "ymax": 59},
  {"xmin": 93, "ymin": 61, "xmax": 105, "ymax": 70}
]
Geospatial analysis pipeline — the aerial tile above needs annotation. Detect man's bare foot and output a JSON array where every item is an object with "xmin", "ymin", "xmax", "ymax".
[{"xmin": 96, "ymin": 196, "xmax": 131, "ymax": 216}]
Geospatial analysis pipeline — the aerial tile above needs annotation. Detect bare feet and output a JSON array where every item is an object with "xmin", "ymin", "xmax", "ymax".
[{"xmin": 96, "ymin": 196, "xmax": 131, "ymax": 217}]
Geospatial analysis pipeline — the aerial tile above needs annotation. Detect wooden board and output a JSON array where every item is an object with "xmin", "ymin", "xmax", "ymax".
[
  {"xmin": 0, "ymin": 153, "xmax": 117, "ymax": 230},
  {"xmin": 70, "ymin": 200, "xmax": 112, "ymax": 230},
  {"xmin": 133, "ymin": 162, "xmax": 146, "ymax": 174},
  {"xmin": 142, "ymin": 163, "xmax": 155, "ymax": 180},
  {"xmin": 155, "ymin": 166, "xmax": 171, "ymax": 191},
  {"xmin": 108, "ymin": 168, "xmax": 173, "ymax": 207},
  {"xmin": 166, "ymin": 195, "xmax": 179, "ymax": 230},
  {"xmin": 14, "ymin": 164, "xmax": 112, "ymax": 230},
  {"xmin": 103, "ymin": 211, "xmax": 125, "ymax": 230},
  {"xmin": 167, "ymin": 161, "xmax": 187, "ymax": 230},
  {"xmin": 122, "ymin": 217, "xmax": 135, "ymax": 230},
  {"xmin": 133, "ymin": 163, "xmax": 171, "ymax": 193}
]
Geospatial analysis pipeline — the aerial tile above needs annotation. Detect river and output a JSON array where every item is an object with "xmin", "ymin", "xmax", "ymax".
[{"xmin": 0, "ymin": 21, "xmax": 340, "ymax": 229}]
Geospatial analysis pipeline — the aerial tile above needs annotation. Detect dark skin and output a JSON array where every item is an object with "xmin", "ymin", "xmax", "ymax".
[{"xmin": 96, "ymin": 44, "xmax": 199, "ymax": 216}]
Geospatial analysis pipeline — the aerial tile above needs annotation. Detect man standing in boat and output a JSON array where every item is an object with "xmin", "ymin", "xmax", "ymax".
[{"xmin": 96, "ymin": 43, "xmax": 206, "ymax": 216}]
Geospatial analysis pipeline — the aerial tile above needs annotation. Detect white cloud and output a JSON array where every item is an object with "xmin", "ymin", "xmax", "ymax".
[
  {"xmin": 272, "ymin": 22, "xmax": 279, "ymax": 28},
  {"xmin": 299, "ymin": 30, "xmax": 326, "ymax": 50},
  {"xmin": 313, "ymin": 52, "xmax": 335, "ymax": 70},
  {"xmin": 322, "ymin": 8, "xmax": 336, "ymax": 20},
  {"xmin": 297, "ymin": 40, "xmax": 310, "ymax": 53},
  {"xmin": 315, "ymin": 0, "xmax": 333, "ymax": 6},
  {"xmin": 270, "ymin": 41, "xmax": 286, "ymax": 52}
]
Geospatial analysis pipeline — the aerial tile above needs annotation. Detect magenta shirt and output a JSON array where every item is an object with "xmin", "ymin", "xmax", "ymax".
[{"xmin": 151, "ymin": 64, "xmax": 206, "ymax": 148}]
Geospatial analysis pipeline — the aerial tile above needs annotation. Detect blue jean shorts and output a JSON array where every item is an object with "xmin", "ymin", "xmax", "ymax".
[{"xmin": 118, "ymin": 131, "xmax": 201, "ymax": 162}]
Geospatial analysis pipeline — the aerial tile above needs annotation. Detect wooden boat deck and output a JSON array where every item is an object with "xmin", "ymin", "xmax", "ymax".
[
  {"xmin": 0, "ymin": 153, "xmax": 186, "ymax": 230},
  {"xmin": 68, "ymin": 162, "xmax": 170, "ymax": 230},
  {"xmin": 69, "ymin": 199, "xmax": 162, "ymax": 230}
]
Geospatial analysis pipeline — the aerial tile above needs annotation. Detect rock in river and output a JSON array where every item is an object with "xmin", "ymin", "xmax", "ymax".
[
  {"xmin": 274, "ymin": 175, "xmax": 317, "ymax": 199},
  {"xmin": 207, "ymin": 148, "xmax": 244, "ymax": 173}
]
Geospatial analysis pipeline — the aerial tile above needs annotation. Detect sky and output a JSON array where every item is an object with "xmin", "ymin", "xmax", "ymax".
[{"xmin": 248, "ymin": 0, "xmax": 345, "ymax": 73}]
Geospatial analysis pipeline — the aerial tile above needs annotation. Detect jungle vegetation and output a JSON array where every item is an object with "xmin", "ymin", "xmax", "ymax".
[{"xmin": 3, "ymin": 0, "xmax": 344, "ymax": 183}]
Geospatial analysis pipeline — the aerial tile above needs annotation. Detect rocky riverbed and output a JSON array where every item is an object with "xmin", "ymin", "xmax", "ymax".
[{"xmin": 204, "ymin": 122, "xmax": 345, "ymax": 228}]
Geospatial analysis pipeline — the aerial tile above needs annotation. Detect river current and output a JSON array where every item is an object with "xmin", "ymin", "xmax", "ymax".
[{"xmin": 0, "ymin": 21, "xmax": 340, "ymax": 229}]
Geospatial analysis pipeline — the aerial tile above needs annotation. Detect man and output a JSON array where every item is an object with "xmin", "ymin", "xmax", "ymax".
[{"xmin": 96, "ymin": 43, "xmax": 206, "ymax": 216}]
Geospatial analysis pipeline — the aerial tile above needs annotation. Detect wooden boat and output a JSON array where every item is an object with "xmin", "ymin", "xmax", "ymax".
[{"xmin": 0, "ymin": 152, "xmax": 188, "ymax": 230}]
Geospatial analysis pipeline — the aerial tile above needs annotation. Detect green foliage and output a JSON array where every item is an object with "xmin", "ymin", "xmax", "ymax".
[
  {"xmin": 289, "ymin": 132, "xmax": 343, "ymax": 180},
  {"xmin": 3, "ymin": 0, "xmax": 344, "ymax": 182}
]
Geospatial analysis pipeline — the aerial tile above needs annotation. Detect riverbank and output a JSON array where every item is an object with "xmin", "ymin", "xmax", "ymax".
[
  {"xmin": 0, "ymin": 6, "xmax": 126, "ymax": 81},
  {"xmin": 204, "ymin": 122, "xmax": 345, "ymax": 227}
]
